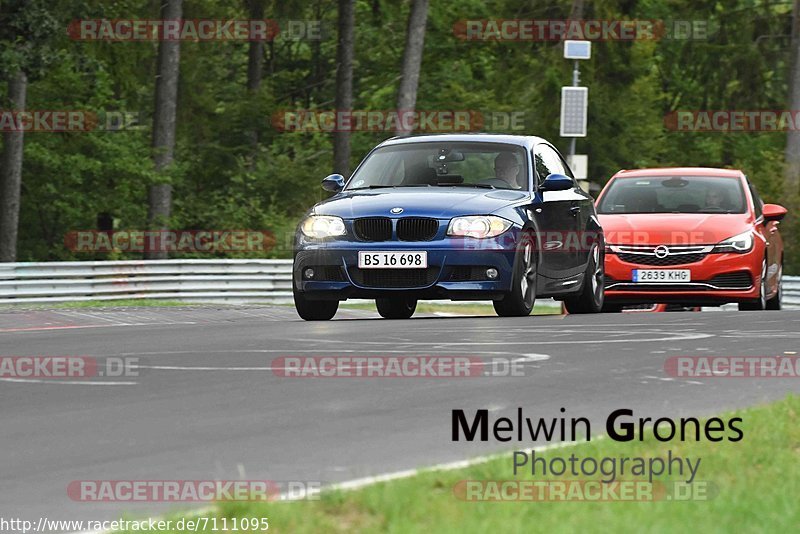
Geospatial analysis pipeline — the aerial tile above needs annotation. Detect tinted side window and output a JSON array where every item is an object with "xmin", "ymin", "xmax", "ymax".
[
  {"xmin": 532, "ymin": 148, "xmax": 552, "ymax": 185},
  {"xmin": 748, "ymin": 181, "xmax": 763, "ymax": 218},
  {"xmin": 558, "ymin": 153, "xmax": 575, "ymax": 179},
  {"xmin": 539, "ymin": 145, "xmax": 567, "ymax": 177}
]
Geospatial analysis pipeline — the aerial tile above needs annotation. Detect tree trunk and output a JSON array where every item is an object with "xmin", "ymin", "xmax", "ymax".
[
  {"xmin": 311, "ymin": 0, "xmax": 323, "ymax": 105},
  {"xmin": 785, "ymin": 0, "xmax": 800, "ymax": 194},
  {"xmin": 568, "ymin": 0, "xmax": 585, "ymax": 21},
  {"xmin": 333, "ymin": 0, "xmax": 355, "ymax": 176},
  {"xmin": 245, "ymin": 0, "xmax": 265, "ymax": 167},
  {"xmin": 246, "ymin": 0, "xmax": 265, "ymax": 94},
  {"xmin": 395, "ymin": 0, "xmax": 429, "ymax": 137},
  {"xmin": 0, "ymin": 71, "xmax": 28, "ymax": 262},
  {"xmin": 146, "ymin": 0, "xmax": 182, "ymax": 259}
]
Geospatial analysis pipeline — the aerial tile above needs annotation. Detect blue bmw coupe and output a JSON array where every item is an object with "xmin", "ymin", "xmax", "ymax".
[{"xmin": 293, "ymin": 134, "xmax": 604, "ymax": 320}]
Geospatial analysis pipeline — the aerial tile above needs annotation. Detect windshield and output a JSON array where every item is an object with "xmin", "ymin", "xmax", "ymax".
[
  {"xmin": 597, "ymin": 175, "xmax": 747, "ymax": 214},
  {"xmin": 345, "ymin": 142, "xmax": 529, "ymax": 191}
]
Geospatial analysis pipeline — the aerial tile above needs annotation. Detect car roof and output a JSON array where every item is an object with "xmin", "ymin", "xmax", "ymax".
[
  {"xmin": 612, "ymin": 167, "xmax": 744, "ymax": 178},
  {"xmin": 377, "ymin": 133, "xmax": 548, "ymax": 150}
]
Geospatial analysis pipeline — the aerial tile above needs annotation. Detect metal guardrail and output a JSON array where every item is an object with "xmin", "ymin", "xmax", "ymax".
[
  {"xmin": 0, "ymin": 259, "xmax": 294, "ymax": 304},
  {"xmin": 784, "ymin": 276, "xmax": 800, "ymax": 308},
  {"xmin": 0, "ymin": 259, "xmax": 797, "ymax": 308}
]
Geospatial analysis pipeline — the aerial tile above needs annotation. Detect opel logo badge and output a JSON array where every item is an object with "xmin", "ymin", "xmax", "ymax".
[
  {"xmin": 654, "ymin": 245, "xmax": 670, "ymax": 259},
  {"xmin": 390, "ymin": 207, "xmax": 404, "ymax": 214}
]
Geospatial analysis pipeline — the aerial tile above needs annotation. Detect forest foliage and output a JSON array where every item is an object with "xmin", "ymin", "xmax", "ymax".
[{"xmin": 1, "ymin": 0, "xmax": 798, "ymax": 271}]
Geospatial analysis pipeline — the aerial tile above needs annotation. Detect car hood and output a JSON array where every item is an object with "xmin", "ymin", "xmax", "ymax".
[
  {"xmin": 312, "ymin": 188, "xmax": 529, "ymax": 218},
  {"xmin": 597, "ymin": 213, "xmax": 752, "ymax": 245}
]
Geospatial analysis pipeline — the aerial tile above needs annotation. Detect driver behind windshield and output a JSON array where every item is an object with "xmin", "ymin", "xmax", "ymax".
[
  {"xmin": 492, "ymin": 152, "xmax": 523, "ymax": 189},
  {"xmin": 704, "ymin": 188, "xmax": 726, "ymax": 210}
]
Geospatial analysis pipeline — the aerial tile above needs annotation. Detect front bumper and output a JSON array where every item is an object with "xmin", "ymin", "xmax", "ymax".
[
  {"xmin": 604, "ymin": 246, "xmax": 761, "ymax": 305},
  {"xmin": 293, "ymin": 230, "xmax": 521, "ymax": 301}
]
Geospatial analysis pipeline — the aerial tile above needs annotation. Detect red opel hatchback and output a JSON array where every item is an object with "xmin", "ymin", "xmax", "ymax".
[{"xmin": 596, "ymin": 168, "xmax": 787, "ymax": 311}]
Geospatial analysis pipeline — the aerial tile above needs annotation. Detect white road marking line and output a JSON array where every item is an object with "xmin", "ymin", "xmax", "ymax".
[
  {"xmin": 290, "ymin": 437, "xmax": 605, "ymax": 499},
  {"xmin": 66, "ymin": 437, "xmax": 601, "ymax": 534},
  {"xmin": 642, "ymin": 375, "xmax": 672, "ymax": 381},
  {"xmin": 113, "ymin": 349, "xmax": 541, "ymax": 356},
  {"xmin": 0, "ymin": 378, "xmax": 137, "ymax": 385},
  {"xmin": 52, "ymin": 310, "xmax": 123, "ymax": 324},
  {"xmin": 316, "ymin": 331, "xmax": 714, "ymax": 346}
]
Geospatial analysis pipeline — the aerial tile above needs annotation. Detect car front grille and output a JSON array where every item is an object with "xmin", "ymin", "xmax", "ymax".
[
  {"xmin": 613, "ymin": 245, "xmax": 711, "ymax": 266},
  {"xmin": 605, "ymin": 271, "xmax": 753, "ymax": 291},
  {"xmin": 708, "ymin": 271, "xmax": 753, "ymax": 288},
  {"xmin": 354, "ymin": 217, "xmax": 392, "ymax": 241},
  {"xmin": 448, "ymin": 266, "xmax": 492, "ymax": 281},
  {"xmin": 607, "ymin": 284, "xmax": 704, "ymax": 292},
  {"xmin": 397, "ymin": 217, "xmax": 438, "ymax": 241},
  {"xmin": 617, "ymin": 252, "xmax": 708, "ymax": 266},
  {"xmin": 349, "ymin": 267, "xmax": 439, "ymax": 288},
  {"xmin": 303, "ymin": 265, "xmax": 346, "ymax": 282}
]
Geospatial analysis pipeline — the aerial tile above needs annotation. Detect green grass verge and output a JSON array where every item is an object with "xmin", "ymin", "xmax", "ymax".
[{"xmin": 118, "ymin": 395, "xmax": 800, "ymax": 533}]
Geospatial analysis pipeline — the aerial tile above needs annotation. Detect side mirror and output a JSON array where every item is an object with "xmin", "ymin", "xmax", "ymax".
[
  {"xmin": 763, "ymin": 203, "xmax": 788, "ymax": 222},
  {"xmin": 322, "ymin": 174, "xmax": 345, "ymax": 193},
  {"xmin": 541, "ymin": 173, "xmax": 574, "ymax": 192}
]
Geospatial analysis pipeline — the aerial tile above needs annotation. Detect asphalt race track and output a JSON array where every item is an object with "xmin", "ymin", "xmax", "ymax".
[{"xmin": 1, "ymin": 305, "xmax": 799, "ymax": 525}]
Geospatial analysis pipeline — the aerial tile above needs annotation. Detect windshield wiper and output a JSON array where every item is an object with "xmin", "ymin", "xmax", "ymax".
[
  {"xmin": 346, "ymin": 185, "xmax": 395, "ymax": 190},
  {"xmin": 437, "ymin": 183, "xmax": 496, "ymax": 189},
  {"xmin": 349, "ymin": 184, "xmax": 434, "ymax": 190}
]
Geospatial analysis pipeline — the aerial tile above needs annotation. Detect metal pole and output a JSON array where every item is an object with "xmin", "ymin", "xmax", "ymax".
[
  {"xmin": 569, "ymin": 60, "xmax": 580, "ymax": 157},
  {"xmin": 572, "ymin": 59, "xmax": 580, "ymax": 86}
]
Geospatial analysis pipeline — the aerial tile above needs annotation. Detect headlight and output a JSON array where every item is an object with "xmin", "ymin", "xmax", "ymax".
[
  {"xmin": 447, "ymin": 216, "xmax": 512, "ymax": 239},
  {"xmin": 714, "ymin": 231, "xmax": 753, "ymax": 253},
  {"xmin": 300, "ymin": 215, "xmax": 346, "ymax": 238}
]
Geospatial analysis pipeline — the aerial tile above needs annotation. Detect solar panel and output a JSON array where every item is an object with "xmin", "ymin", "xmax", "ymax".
[{"xmin": 560, "ymin": 87, "xmax": 588, "ymax": 137}]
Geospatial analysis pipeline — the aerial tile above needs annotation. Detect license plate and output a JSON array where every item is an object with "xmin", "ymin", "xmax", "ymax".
[
  {"xmin": 632, "ymin": 269, "xmax": 691, "ymax": 283},
  {"xmin": 358, "ymin": 251, "xmax": 427, "ymax": 269}
]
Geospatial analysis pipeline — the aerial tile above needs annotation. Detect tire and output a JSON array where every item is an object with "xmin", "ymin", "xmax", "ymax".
[
  {"xmin": 293, "ymin": 288, "xmax": 339, "ymax": 321},
  {"xmin": 375, "ymin": 297, "xmax": 417, "ymax": 319},
  {"xmin": 738, "ymin": 260, "xmax": 767, "ymax": 311},
  {"xmin": 766, "ymin": 262, "xmax": 782, "ymax": 310},
  {"xmin": 563, "ymin": 243, "xmax": 605, "ymax": 314},
  {"xmin": 493, "ymin": 233, "xmax": 536, "ymax": 317}
]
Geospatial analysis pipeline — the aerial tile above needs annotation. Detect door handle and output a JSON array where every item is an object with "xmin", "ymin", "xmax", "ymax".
[{"xmin": 570, "ymin": 206, "xmax": 581, "ymax": 215}]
